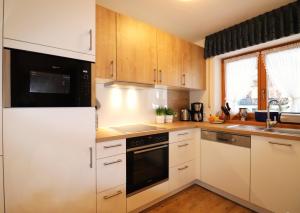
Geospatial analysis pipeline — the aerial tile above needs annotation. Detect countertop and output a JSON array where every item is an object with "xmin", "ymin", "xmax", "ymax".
[{"xmin": 96, "ymin": 121, "xmax": 300, "ymax": 142}]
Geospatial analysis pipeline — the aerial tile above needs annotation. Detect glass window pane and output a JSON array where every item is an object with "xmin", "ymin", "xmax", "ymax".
[
  {"xmin": 225, "ymin": 56, "xmax": 258, "ymax": 113},
  {"xmin": 265, "ymin": 47, "xmax": 300, "ymax": 112}
]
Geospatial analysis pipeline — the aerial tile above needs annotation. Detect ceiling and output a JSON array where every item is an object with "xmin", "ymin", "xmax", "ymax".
[{"xmin": 96, "ymin": 0, "xmax": 295, "ymax": 43}]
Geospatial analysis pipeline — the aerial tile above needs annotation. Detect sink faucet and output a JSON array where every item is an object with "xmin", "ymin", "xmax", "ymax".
[{"xmin": 266, "ymin": 99, "xmax": 281, "ymax": 129}]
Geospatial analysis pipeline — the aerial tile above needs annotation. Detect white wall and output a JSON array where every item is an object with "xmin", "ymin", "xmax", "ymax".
[{"xmin": 96, "ymin": 84, "xmax": 167, "ymax": 127}]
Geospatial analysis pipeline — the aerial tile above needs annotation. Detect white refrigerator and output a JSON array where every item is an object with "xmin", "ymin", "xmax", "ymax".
[{"xmin": 3, "ymin": 108, "xmax": 96, "ymax": 213}]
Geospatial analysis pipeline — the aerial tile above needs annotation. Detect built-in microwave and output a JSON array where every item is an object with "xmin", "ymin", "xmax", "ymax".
[{"xmin": 3, "ymin": 49, "xmax": 91, "ymax": 107}]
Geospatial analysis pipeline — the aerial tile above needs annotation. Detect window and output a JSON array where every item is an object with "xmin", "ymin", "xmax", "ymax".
[
  {"xmin": 222, "ymin": 41, "xmax": 300, "ymax": 113},
  {"xmin": 224, "ymin": 55, "xmax": 258, "ymax": 112},
  {"xmin": 265, "ymin": 46, "xmax": 300, "ymax": 112}
]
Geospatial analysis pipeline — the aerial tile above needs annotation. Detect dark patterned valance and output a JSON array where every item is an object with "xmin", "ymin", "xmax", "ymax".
[{"xmin": 204, "ymin": 1, "xmax": 300, "ymax": 58}]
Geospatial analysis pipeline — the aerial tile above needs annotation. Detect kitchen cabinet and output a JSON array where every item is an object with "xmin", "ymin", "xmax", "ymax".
[
  {"xmin": 169, "ymin": 160, "xmax": 195, "ymax": 192},
  {"xmin": 96, "ymin": 139, "xmax": 126, "ymax": 213},
  {"xmin": 117, "ymin": 14, "xmax": 157, "ymax": 84},
  {"xmin": 0, "ymin": 0, "xmax": 3, "ymax": 156},
  {"xmin": 97, "ymin": 154, "xmax": 126, "ymax": 192},
  {"xmin": 251, "ymin": 136, "xmax": 300, "ymax": 213},
  {"xmin": 4, "ymin": 0, "xmax": 95, "ymax": 61},
  {"xmin": 97, "ymin": 184, "xmax": 126, "ymax": 213},
  {"xmin": 94, "ymin": 5, "xmax": 117, "ymax": 80},
  {"xmin": 3, "ymin": 108, "xmax": 96, "ymax": 213},
  {"xmin": 94, "ymin": 6, "xmax": 206, "ymax": 89},
  {"xmin": 169, "ymin": 139, "xmax": 195, "ymax": 167},
  {"xmin": 156, "ymin": 30, "xmax": 182, "ymax": 87},
  {"xmin": 184, "ymin": 44, "xmax": 206, "ymax": 89},
  {"xmin": 201, "ymin": 134, "xmax": 250, "ymax": 201}
]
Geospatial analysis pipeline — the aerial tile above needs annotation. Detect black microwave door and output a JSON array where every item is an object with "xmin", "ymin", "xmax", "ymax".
[{"xmin": 10, "ymin": 50, "xmax": 90, "ymax": 107}]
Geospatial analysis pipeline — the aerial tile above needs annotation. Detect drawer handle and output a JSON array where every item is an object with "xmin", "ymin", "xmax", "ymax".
[
  {"xmin": 178, "ymin": 165, "xmax": 188, "ymax": 171},
  {"xmin": 268, "ymin": 141, "xmax": 292, "ymax": 147},
  {"xmin": 103, "ymin": 144, "xmax": 122, "ymax": 149},
  {"xmin": 178, "ymin": 143, "xmax": 189, "ymax": 148},
  {"xmin": 104, "ymin": 159, "xmax": 122, "ymax": 166},
  {"xmin": 178, "ymin": 132, "xmax": 188, "ymax": 136},
  {"xmin": 103, "ymin": 190, "xmax": 122, "ymax": 199}
]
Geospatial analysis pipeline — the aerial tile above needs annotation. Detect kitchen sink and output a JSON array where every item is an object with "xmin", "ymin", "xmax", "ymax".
[{"xmin": 226, "ymin": 124, "xmax": 300, "ymax": 136}]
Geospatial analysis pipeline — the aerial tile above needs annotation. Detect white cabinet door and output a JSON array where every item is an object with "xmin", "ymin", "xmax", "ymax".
[
  {"xmin": 4, "ymin": 0, "xmax": 95, "ymax": 61},
  {"xmin": 0, "ymin": 157, "xmax": 4, "ymax": 213},
  {"xmin": 169, "ymin": 139, "xmax": 195, "ymax": 167},
  {"xmin": 97, "ymin": 154, "xmax": 126, "ymax": 192},
  {"xmin": 97, "ymin": 184, "xmax": 126, "ymax": 213},
  {"xmin": 169, "ymin": 160, "xmax": 195, "ymax": 192},
  {"xmin": 251, "ymin": 136, "xmax": 300, "ymax": 213},
  {"xmin": 201, "ymin": 139, "xmax": 250, "ymax": 201},
  {"xmin": 3, "ymin": 108, "xmax": 96, "ymax": 213}
]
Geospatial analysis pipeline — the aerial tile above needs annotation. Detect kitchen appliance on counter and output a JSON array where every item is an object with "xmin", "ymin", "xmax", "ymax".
[
  {"xmin": 180, "ymin": 109, "xmax": 190, "ymax": 121},
  {"xmin": 3, "ymin": 49, "xmax": 91, "ymax": 107},
  {"xmin": 280, "ymin": 112, "xmax": 300, "ymax": 124},
  {"xmin": 126, "ymin": 132, "xmax": 169, "ymax": 196},
  {"xmin": 191, "ymin": 102, "xmax": 204, "ymax": 122}
]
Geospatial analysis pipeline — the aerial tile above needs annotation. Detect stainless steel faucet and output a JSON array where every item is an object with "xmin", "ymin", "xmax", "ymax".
[{"xmin": 266, "ymin": 99, "xmax": 281, "ymax": 129}]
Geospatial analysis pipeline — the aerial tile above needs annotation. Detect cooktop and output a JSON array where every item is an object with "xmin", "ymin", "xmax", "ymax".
[{"xmin": 111, "ymin": 124, "xmax": 166, "ymax": 134}]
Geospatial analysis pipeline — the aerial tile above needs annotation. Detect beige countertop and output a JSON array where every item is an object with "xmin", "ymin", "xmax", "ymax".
[{"xmin": 96, "ymin": 121, "xmax": 300, "ymax": 142}]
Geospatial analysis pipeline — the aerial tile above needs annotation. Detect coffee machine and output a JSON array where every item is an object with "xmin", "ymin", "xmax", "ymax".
[{"xmin": 191, "ymin": 102, "xmax": 203, "ymax": 122}]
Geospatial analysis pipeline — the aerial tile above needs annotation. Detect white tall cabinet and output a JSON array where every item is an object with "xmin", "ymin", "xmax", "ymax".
[
  {"xmin": 3, "ymin": 108, "xmax": 96, "ymax": 213},
  {"xmin": 3, "ymin": 0, "xmax": 95, "ymax": 61}
]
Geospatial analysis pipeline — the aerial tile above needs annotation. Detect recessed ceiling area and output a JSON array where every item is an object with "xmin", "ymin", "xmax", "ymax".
[{"xmin": 96, "ymin": 0, "xmax": 295, "ymax": 43}]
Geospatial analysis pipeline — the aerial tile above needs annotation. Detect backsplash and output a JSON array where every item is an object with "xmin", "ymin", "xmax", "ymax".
[{"xmin": 96, "ymin": 84, "xmax": 168, "ymax": 127}]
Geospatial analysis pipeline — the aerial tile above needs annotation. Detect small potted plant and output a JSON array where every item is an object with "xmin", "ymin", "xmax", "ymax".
[
  {"xmin": 165, "ymin": 107, "xmax": 175, "ymax": 123},
  {"xmin": 155, "ymin": 106, "xmax": 165, "ymax": 124}
]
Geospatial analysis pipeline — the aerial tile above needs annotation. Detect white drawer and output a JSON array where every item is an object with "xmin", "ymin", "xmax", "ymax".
[
  {"xmin": 169, "ymin": 139, "xmax": 195, "ymax": 167},
  {"xmin": 169, "ymin": 129, "xmax": 193, "ymax": 143},
  {"xmin": 97, "ymin": 139, "xmax": 126, "ymax": 159},
  {"xmin": 97, "ymin": 184, "xmax": 126, "ymax": 213},
  {"xmin": 169, "ymin": 160, "xmax": 195, "ymax": 192},
  {"xmin": 97, "ymin": 154, "xmax": 126, "ymax": 192}
]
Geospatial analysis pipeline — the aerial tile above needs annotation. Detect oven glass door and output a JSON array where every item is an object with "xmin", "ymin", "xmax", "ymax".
[{"xmin": 126, "ymin": 145, "xmax": 169, "ymax": 196}]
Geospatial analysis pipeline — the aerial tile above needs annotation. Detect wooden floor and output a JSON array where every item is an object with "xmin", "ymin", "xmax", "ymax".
[{"xmin": 142, "ymin": 185, "xmax": 255, "ymax": 213}]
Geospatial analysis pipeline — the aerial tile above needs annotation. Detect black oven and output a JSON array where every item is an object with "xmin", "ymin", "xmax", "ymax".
[
  {"xmin": 4, "ymin": 49, "xmax": 91, "ymax": 107},
  {"xmin": 126, "ymin": 133, "xmax": 169, "ymax": 196}
]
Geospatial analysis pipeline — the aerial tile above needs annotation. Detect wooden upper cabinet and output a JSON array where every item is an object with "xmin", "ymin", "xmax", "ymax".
[
  {"xmin": 157, "ymin": 30, "xmax": 182, "ymax": 87},
  {"xmin": 183, "ymin": 43, "xmax": 206, "ymax": 90},
  {"xmin": 94, "ymin": 5, "xmax": 117, "ymax": 80},
  {"xmin": 116, "ymin": 14, "xmax": 157, "ymax": 84},
  {"xmin": 191, "ymin": 45, "xmax": 206, "ymax": 90}
]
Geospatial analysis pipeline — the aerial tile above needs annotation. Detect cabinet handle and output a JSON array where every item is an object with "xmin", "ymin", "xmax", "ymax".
[
  {"xmin": 159, "ymin": 70, "xmax": 162, "ymax": 83},
  {"xmin": 154, "ymin": 69, "xmax": 157, "ymax": 82},
  {"xmin": 89, "ymin": 29, "xmax": 93, "ymax": 51},
  {"xmin": 178, "ymin": 165, "xmax": 188, "ymax": 171},
  {"xmin": 178, "ymin": 143, "xmax": 189, "ymax": 148},
  {"xmin": 178, "ymin": 132, "xmax": 188, "ymax": 136},
  {"xmin": 104, "ymin": 159, "xmax": 122, "ymax": 166},
  {"xmin": 183, "ymin": 74, "xmax": 186, "ymax": 86},
  {"xmin": 110, "ymin": 60, "xmax": 114, "ymax": 78},
  {"xmin": 103, "ymin": 190, "xmax": 122, "ymax": 199},
  {"xmin": 268, "ymin": 141, "xmax": 292, "ymax": 147},
  {"xmin": 103, "ymin": 144, "xmax": 122, "ymax": 149},
  {"xmin": 89, "ymin": 147, "xmax": 93, "ymax": 168}
]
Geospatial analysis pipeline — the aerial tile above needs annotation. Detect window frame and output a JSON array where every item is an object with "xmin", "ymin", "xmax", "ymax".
[{"xmin": 221, "ymin": 40, "xmax": 300, "ymax": 111}]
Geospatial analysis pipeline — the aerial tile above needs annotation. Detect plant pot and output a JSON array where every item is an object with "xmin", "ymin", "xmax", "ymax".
[
  {"xmin": 165, "ymin": 115, "xmax": 174, "ymax": 123},
  {"xmin": 156, "ymin": 115, "xmax": 165, "ymax": 124}
]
